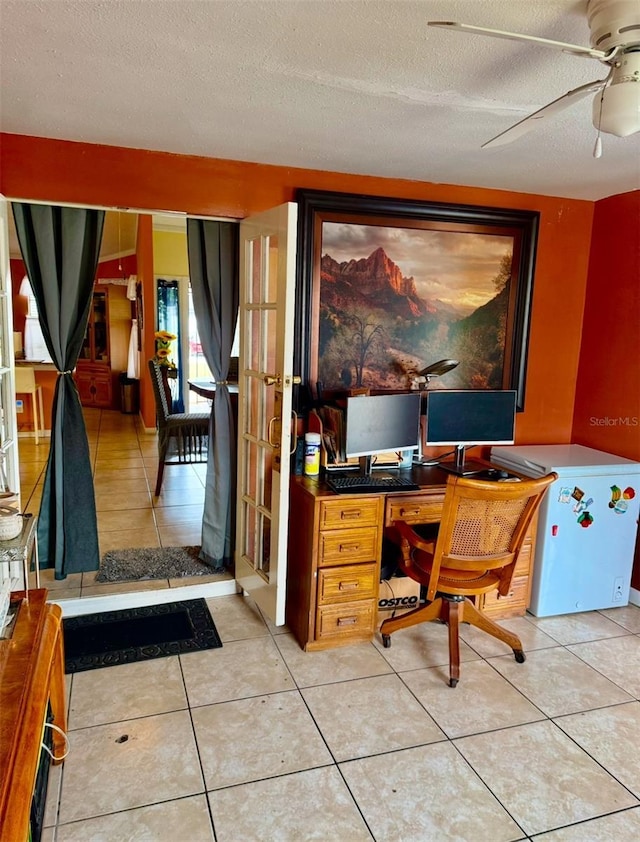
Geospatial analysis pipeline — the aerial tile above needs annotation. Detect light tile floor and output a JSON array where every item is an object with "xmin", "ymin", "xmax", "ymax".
[
  {"xmin": 40, "ymin": 596, "xmax": 639, "ymax": 841},
  {"xmin": 19, "ymin": 407, "xmax": 230, "ymax": 599},
  {"xmin": 17, "ymin": 412, "xmax": 640, "ymax": 840}
]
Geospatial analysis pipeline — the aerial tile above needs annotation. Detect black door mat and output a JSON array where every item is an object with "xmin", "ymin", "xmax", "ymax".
[{"xmin": 63, "ymin": 598, "xmax": 222, "ymax": 674}]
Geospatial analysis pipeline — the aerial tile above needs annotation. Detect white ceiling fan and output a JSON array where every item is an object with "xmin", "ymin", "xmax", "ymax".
[{"xmin": 429, "ymin": 0, "xmax": 640, "ymax": 153}]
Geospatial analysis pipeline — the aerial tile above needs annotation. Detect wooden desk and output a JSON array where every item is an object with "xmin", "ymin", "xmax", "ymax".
[
  {"xmin": 286, "ymin": 465, "xmax": 539, "ymax": 651},
  {"xmin": 0, "ymin": 589, "xmax": 67, "ymax": 842}
]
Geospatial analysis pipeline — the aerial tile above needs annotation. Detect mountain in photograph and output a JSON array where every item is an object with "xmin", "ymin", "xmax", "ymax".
[
  {"xmin": 321, "ymin": 248, "xmax": 442, "ymax": 320},
  {"xmin": 318, "ymin": 246, "xmax": 509, "ymax": 391}
]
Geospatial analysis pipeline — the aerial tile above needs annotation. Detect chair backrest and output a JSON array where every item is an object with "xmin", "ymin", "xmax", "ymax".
[
  {"xmin": 406, "ymin": 472, "xmax": 557, "ymax": 602},
  {"xmin": 228, "ymin": 356, "xmax": 239, "ymax": 382},
  {"xmin": 148, "ymin": 359, "xmax": 171, "ymax": 423},
  {"xmin": 15, "ymin": 366, "xmax": 37, "ymax": 393}
]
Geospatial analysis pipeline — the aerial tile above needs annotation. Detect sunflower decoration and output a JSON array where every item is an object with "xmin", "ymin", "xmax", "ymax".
[{"xmin": 154, "ymin": 330, "xmax": 177, "ymax": 368}]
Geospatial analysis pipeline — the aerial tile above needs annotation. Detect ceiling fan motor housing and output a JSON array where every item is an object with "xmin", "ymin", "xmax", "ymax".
[
  {"xmin": 592, "ymin": 51, "xmax": 640, "ymax": 136},
  {"xmin": 588, "ymin": 1, "xmax": 640, "ymax": 136},
  {"xmin": 587, "ymin": 0, "xmax": 640, "ymax": 52}
]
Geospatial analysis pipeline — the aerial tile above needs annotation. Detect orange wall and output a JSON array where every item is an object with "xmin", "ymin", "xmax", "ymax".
[
  {"xmin": 572, "ymin": 190, "xmax": 640, "ymax": 460},
  {"xmin": 1, "ymin": 133, "xmax": 595, "ymax": 447},
  {"xmin": 572, "ymin": 190, "xmax": 640, "ymax": 588},
  {"xmin": 10, "ymin": 257, "xmax": 27, "ymax": 334}
]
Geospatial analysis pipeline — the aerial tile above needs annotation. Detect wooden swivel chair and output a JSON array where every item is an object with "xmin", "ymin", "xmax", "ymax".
[
  {"xmin": 147, "ymin": 359, "xmax": 210, "ymax": 496},
  {"xmin": 381, "ymin": 471, "xmax": 557, "ymax": 687}
]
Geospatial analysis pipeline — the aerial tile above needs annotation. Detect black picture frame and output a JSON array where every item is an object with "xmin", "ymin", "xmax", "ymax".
[{"xmin": 294, "ymin": 189, "xmax": 539, "ymax": 412}]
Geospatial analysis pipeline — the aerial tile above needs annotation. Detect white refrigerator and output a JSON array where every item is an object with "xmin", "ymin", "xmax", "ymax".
[{"xmin": 490, "ymin": 444, "xmax": 640, "ymax": 617}]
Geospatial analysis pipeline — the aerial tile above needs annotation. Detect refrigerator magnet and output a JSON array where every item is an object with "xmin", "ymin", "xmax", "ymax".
[
  {"xmin": 571, "ymin": 487, "xmax": 585, "ymax": 502},
  {"xmin": 608, "ymin": 485, "xmax": 621, "ymax": 508},
  {"xmin": 577, "ymin": 511, "xmax": 594, "ymax": 528},
  {"xmin": 573, "ymin": 497, "xmax": 592, "ymax": 514},
  {"xmin": 558, "ymin": 487, "xmax": 572, "ymax": 504}
]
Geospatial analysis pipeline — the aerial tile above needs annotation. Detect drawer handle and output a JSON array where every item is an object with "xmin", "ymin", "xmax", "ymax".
[
  {"xmin": 338, "ymin": 581, "xmax": 359, "ymax": 591},
  {"xmin": 340, "ymin": 510, "xmax": 361, "ymax": 520},
  {"xmin": 399, "ymin": 508, "xmax": 421, "ymax": 517},
  {"xmin": 339, "ymin": 543, "xmax": 360, "ymax": 553},
  {"xmin": 337, "ymin": 616, "xmax": 358, "ymax": 626}
]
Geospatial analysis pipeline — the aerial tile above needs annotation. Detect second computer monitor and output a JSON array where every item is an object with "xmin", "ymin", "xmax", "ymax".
[{"xmin": 423, "ymin": 389, "xmax": 517, "ymax": 475}]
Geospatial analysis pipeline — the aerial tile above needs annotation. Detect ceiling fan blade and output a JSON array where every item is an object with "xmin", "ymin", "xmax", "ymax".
[
  {"xmin": 482, "ymin": 80, "xmax": 607, "ymax": 148},
  {"xmin": 427, "ymin": 21, "xmax": 608, "ymax": 60}
]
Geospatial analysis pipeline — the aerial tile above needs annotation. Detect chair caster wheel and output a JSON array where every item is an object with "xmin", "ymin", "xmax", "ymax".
[
  {"xmin": 514, "ymin": 649, "xmax": 526, "ymax": 663},
  {"xmin": 382, "ymin": 634, "xmax": 391, "ymax": 648},
  {"xmin": 449, "ymin": 678, "xmax": 458, "ymax": 688}
]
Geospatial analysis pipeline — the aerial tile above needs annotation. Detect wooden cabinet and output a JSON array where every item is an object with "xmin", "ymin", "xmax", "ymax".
[
  {"xmin": 0, "ymin": 589, "xmax": 67, "ymax": 842},
  {"xmin": 287, "ymin": 483, "xmax": 384, "ymax": 651},
  {"xmin": 74, "ymin": 364, "xmax": 112, "ymax": 407},
  {"xmin": 287, "ymin": 467, "xmax": 541, "ymax": 651},
  {"xmin": 75, "ymin": 290, "xmax": 112, "ymax": 407}
]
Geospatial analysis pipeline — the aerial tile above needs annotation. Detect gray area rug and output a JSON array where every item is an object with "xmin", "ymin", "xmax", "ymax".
[{"xmin": 97, "ymin": 546, "xmax": 216, "ymax": 582}]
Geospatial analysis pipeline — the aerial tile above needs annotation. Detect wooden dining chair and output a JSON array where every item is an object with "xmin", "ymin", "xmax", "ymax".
[
  {"xmin": 147, "ymin": 359, "xmax": 210, "ymax": 495},
  {"xmin": 381, "ymin": 471, "xmax": 557, "ymax": 686}
]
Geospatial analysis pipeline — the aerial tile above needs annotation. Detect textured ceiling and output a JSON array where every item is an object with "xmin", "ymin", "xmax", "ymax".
[{"xmin": 1, "ymin": 0, "xmax": 639, "ymax": 201}]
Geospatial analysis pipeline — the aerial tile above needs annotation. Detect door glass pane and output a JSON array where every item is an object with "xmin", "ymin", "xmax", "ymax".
[
  {"xmin": 263, "ymin": 308, "xmax": 277, "ymax": 375},
  {"xmin": 245, "ymin": 376, "xmax": 260, "ymax": 437},
  {"xmin": 244, "ymin": 503, "xmax": 256, "ymax": 566},
  {"xmin": 266, "ymin": 235, "xmax": 278, "ymax": 302},
  {"xmin": 245, "ymin": 440, "xmax": 258, "ymax": 502},
  {"xmin": 249, "ymin": 309, "xmax": 261, "ymax": 372},
  {"xmin": 262, "ymin": 445, "xmax": 273, "ymax": 511},
  {"xmin": 260, "ymin": 514, "xmax": 271, "ymax": 575},
  {"xmin": 250, "ymin": 238, "xmax": 261, "ymax": 305}
]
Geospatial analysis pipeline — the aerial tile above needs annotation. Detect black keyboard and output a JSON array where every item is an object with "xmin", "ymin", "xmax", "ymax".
[{"xmin": 326, "ymin": 475, "xmax": 420, "ymax": 494}]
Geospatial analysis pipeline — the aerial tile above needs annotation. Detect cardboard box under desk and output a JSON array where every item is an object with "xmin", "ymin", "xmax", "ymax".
[{"xmin": 377, "ymin": 576, "xmax": 421, "ymax": 628}]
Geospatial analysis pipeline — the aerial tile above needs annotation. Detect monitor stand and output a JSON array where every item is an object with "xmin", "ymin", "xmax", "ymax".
[
  {"xmin": 358, "ymin": 455, "xmax": 373, "ymax": 477},
  {"xmin": 438, "ymin": 445, "xmax": 487, "ymax": 477}
]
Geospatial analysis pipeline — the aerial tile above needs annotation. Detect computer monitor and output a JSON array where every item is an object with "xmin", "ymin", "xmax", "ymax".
[
  {"xmin": 345, "ymin": 393, "xmax": 422, "ymax": 476},
  {"xmin": 423, "ymin": 389, "xmax": 517, "ymax": 476}
]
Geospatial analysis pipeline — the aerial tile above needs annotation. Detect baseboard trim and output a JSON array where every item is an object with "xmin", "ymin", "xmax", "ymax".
[
  {"xmin": 51, "ymin": 578, "xmax": 240, "ymax": 617},
  {"xmin": 629, "ymin": 586, "xmax": 639, "ymax": 607}
]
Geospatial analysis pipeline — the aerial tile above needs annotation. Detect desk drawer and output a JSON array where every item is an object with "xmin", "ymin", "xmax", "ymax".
[
  {"xmin": 320, "ymin": 497, "xmax": 380, "ymax": 530},
  {"xmin": 318, "ymin": 527, "xmax": 378, "ymax": 567},
  {"xmin": 386, "ymin": 494, "xmax": 444, "ymax": 526},
  {"xmin": 316, "ymin": 600, "xmax": 376, "ymax": 641},
  {"xmin": 318, "ymin": 563, "xmax": 378, "ymax": 605}
]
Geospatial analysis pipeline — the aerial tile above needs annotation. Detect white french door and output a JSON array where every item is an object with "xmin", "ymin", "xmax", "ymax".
[
  {"xmin": 0, "ymin": 197, "xmax": 19, "ymax": 499},
  {"xmin": 235, "ymin": 203, "xmax": 298, "ymax": 625}
]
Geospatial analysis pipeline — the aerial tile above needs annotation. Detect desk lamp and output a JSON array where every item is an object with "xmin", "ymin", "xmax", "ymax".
[{"xmin": 412, "ymin": 358, "xmax": 459, "ymax": 390}]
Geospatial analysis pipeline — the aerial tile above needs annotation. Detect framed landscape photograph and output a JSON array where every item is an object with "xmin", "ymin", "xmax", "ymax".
[{"xmin": 295, "ymin": 189, "xmax": 539, "ymax": 410}]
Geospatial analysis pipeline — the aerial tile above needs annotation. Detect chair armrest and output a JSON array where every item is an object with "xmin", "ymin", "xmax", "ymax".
[{"xmin": 392, "ymin": 520, "xmax": 436, "ymax": 554}]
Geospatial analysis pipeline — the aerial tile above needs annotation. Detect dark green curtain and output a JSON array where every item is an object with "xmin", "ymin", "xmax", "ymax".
[
  {"xmin": 186, "ymin": 219, "xmax": 239, "ymax": 570},
  {"xmin": 13, "ymin": 203, "xmax": 105, "ymax": 579}
]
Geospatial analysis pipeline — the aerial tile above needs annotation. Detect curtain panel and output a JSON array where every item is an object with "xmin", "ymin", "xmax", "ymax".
[
  {"xmin": 186, "ymin": 220, "xmax": 239, "ymax": 570},
  {"xmin": 13, "ymin": 203, "xmax": 104, "ymax": 579}
]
